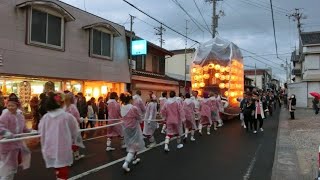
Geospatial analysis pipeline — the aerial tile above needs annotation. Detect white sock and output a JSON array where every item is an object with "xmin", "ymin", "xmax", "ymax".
[
  {"xmin": 125, "ymin": 152, "xmax": 134, "ymax": 164},
  {"xmin": 164, "ymin": 136, "xmax": 170, "ymax": 149},
  {"xmin": 199, "ymin": 124, "xmax": 203, "ymax": 132},
  {"xmin": 0, "ymin": 173, "xmax": 15, "ymax": 180},
  {"xmin": 177, "ymin": 137, "xmax": 181, "ymax": 144},
  {"xmin": 191, "ymin": 130, "xmax": 195, "ymax": 136},
  {"xmin": 149, "ymin": 136, "xmax": 155, "ymax": 143},
  {"xmin": 107, "ymin": 138, "xmax": 112, "ymax": 147},
  {"xmin": 185, "ymin": 128, "xmax": 189, "ymax": 138}
]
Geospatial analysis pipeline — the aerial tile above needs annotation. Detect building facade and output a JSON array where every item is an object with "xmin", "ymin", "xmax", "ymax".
[
  {"xmin": 165, "ymin": 48, "xmax": 195, "ymax": 94},
  {"xmin": 244, "ymin": 69, "xmax": 272, "ymax": 90},
  {"xmin": 289, "ymin": 31, "xmax": 320, "ymax": 108},
  {"xmin": 127, "ymin": 34, "xmax": 179, "ymax": 102},
  {"xmin": 0, "ymin": 0, "xmax": 130, "ymax": 111}
]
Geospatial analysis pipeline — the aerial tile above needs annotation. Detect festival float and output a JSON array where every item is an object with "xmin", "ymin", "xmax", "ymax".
[{"xmin": 191, "ymin": 37, "xmax": 244, "ymax": 119}]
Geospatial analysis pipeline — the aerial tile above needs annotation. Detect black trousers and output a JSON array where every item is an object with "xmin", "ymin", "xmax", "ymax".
[
  {"xmin": 290, "ymin": 111, "xmax": 295, "ymax": 119},
  {"xmin": 253, "ymin": 114, "xmax": 264, "ymax": 130},
  {"xmin": 243, "ymin": 114, "xmax": 253, "ymax": 131}
]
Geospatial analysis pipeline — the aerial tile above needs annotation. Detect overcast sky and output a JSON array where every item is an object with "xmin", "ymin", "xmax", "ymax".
[{"xmin": 61, "ymin": 0, "xmax": 320, "ymax": 81}]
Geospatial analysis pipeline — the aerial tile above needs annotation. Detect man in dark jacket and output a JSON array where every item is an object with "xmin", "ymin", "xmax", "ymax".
[{"xmin": 77, "ymin": 92, "xmax": 87, "ymax": 129}]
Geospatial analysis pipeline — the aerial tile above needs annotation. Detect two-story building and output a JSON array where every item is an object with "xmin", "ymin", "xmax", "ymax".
[
  {"xmin": 0, "ymin": 0, "xmax": 130, "ymax": 110},
  {"xmin": 126, "ymin": 33, "xmax": 179, "ymax": 102},
  {"xmin": 244, "ymin": 76, "xmax": 255, "ymax": 92},
  {"xmin": 165, "ymin": 48, "xmax": 195, "ymax": 94},
  {"xmin": 289, "ymin": 31, "xmax": 320, "ymax": 107},
  {"xmin": 244, "ymin": 69, "xmax": 272, "ymax": 90}
]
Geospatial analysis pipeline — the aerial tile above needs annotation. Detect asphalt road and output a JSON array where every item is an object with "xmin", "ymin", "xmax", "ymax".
[{"xmin": 14, "ymin": 107, "xmax": 280, "ymax": 180}]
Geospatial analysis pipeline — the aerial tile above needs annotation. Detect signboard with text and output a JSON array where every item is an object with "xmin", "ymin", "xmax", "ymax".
[{"xmin": 131, "ymin": 40, "xmax": 147, "ymax": 55}]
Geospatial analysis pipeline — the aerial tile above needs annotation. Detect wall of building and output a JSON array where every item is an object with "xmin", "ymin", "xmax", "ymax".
[
  {"xmin": 0, "ymin": 0, "xmax": 130, "ymax": 83},
  {"xmin": 165, "ymin": 53, "xmax": 194, "ymax": 77},
  {"xmin": 246, "ymin": 75, "xmax": 263, "ymax": 89}
]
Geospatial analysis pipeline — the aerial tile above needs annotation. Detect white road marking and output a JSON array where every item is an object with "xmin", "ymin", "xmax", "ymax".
[
  {"xmin": 68, "ymin": 136, "xmax": 180, "ymax": 180},
  {"xmin": 243, "ymin": 143, "xmax": 262, "ymax": 180}
]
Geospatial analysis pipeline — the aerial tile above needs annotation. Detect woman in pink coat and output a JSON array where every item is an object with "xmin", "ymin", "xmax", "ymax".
[
  {"xmin": 209, "ymin": 92, "xmax": 219, "ymax": 131},
  {"xmin": 63, "ymin": 92, "xmax": 85, "ymax": 161},
  {"xmin": 159, "ymin": 91, "xmax": 167, "ymax": 134},
  {"xmin": 0, "ymin": 94, "xmax": 33, "ymax": 180},
  {"xmin": 183, "ymin": 93, "xmax": 197, "ymax": 141},
  {"xmin": 38, "ymin": 92, "xmax": 84, "ymax": 180},
  {"xmin": 120, "ymin": 93, "xmax": 145, "ymax": 172},
  {"xmin": 106, "ymin": 92, "xmax": 124, "ymax": 151},
  {"xmin": 143, "ymin": 94, "xmax": 158, "ymax": 147},
  {"xmin": 199, "ymin": 92, "xmax": 214, "ymax": 135},
  {"xmin": 161, "ymin": 91, "xmax": 185, "ymax": 152}
]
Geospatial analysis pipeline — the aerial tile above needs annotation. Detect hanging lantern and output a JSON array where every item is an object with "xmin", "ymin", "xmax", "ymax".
[
  {"xmin": 225, "ymin": 75, "xmax": 230, "ymax": 80},
  {"xmin": 208, "ymin": 63, "xmax": 215, "ymax": 69},
  {"xmin": 214, "ymin": 64, "xmax": 220, "ymax": 70},
  {"xmin": 203, "ymin": 66, "xmax": 209, "ymax": 72},
  {"xmin": 196, "ymin": 67, "xmax": 202, "ymax": 74},
  {"xmin": 194, "ymin": 83, "xmax": 198, "ymax": 88},
  {"xmin": 219, "ymin": 83, "xmax": 225, "ymax": 89},
  {"xmin": 203, "ymin": 74, "xmax": 210, "ymax": 79},
  {"xmin": 215, "ymin": 73, "xmax": 220, "ymax": 78},
  {"xmin": 200, "ymin": 82, "xmax": 205, "ymax": 87},
  {"xmin": 224, "ymin": 91, "xmax": 229, "ymax": 96},
  {"xmin": 230, "ymin": 92, "xmax": 235, "ymax": 97},
  {"xmin": 231, "ymin": 76, "xmax": 236, "ymax": 81},
  {"xmin": 225, "ymin": 67, "xmax": 231, "ymax": 72},
  {"xmin": 220, "ymin": 67, "xmax": 226, "ymax": 72},
  {"xmin": 220, "ymin": 75, "xmax": 225, "ymax": 80}
]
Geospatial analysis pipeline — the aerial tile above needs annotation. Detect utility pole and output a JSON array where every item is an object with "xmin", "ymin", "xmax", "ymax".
[
  {"xmin": 205, "ymin": 0, "xmax": 223, "ymax": 38},
  {"xmin": 184, "ymin": 20, "xmax": 188, "ymax": 91},
  {"xmin": 129, "ymin": 14, "xmax": 135, "ymax": 91},
  {"xmin": 155, "ymin": 23, "xmax": 166, "ymax": 47},
  {"xmin": 288, "ymin": 8, "xmax": 303, "ymax": 36}
]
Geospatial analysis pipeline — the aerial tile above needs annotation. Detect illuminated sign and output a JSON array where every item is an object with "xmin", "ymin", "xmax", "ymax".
[{"xmin": 132, "ymin": 40, "xmax": 147, "ymax": 55}]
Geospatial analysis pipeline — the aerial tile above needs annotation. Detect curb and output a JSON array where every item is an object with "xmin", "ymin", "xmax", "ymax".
[{"xmin": 271, "ymin": 108, "xmax": 301, "ymax": 180}]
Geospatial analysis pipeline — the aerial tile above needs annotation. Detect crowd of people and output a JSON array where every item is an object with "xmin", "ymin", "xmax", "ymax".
[{"xmin": 0, "ymin": 87, "xmax": 294, "ymax": 179}]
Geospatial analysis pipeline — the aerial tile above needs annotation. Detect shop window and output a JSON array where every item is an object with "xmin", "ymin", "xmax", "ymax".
[
  {"xmin": 91, "ymin": 29, "xmax": 113, "ymax": 59},
  {"xmin": 29, "ymin": 8, "xmax": 64, "ymax": 49}
]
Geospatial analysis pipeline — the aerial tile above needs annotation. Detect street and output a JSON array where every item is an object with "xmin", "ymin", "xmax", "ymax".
[{"xmin": 14, "ymin": 108, "xmax": 280, "ymax": 180}]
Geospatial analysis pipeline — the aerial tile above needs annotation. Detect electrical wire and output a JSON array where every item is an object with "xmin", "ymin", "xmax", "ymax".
[{"xmin": 193, "ymin": 0, "xmax": 212, "ymax": 35}]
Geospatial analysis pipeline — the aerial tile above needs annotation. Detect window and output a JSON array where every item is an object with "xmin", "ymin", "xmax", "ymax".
[
  {"xmin": 186, "ymin": 65, "xmax": 190, "ymax": 74},
  {"xmin": 134, "ymin": 55, "xmax": 146, "ymax": 71},
  {"xmin": 91, "ymin": 29, "xmax": 113, "ymax": 59},
  {"xmin": 29, "ymin": 8, "xmax": 63, "ymax": 49}
]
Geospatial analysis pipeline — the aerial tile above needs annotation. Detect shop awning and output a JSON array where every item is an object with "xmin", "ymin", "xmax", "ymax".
[
  {"xmin": 16, "ymin": 1, "xmax": 75, "ymax": 22},
  {"xmin": 82, "ymin": 22, "xmax": 121, "ymax": 37}
]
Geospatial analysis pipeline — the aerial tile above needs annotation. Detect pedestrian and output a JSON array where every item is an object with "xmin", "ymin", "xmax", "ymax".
[
  {"xmin": 30, "ymin": 96, "xmax": 40, "ymax": 130},
  {"xmin": 159, "ymin": 91, "xmax": 167, "ymax": 134},
  {"xmin": 182, "ymin": 93, "xmax": 197, "ymax": 141},
  {"xmin": 0, "ymin": 93, "xmax": 35, "ymax": 180},
  {"xmin": 209, "ymin": 92, "xmax": 219, "ymax": 130},
  {"xmin": 239, "ymin": 94, "xmax": 247, "ymax": 128},
  {"xmin": 63, "ymin": 92, "xmax": 85, "ymax": 161},
  {"xmin": 106, "ymin": 92, "xmax": 125, "ymax": 151},
  {"xmin": 253, "ymin": 92, "xmax": 267, "ymax": 134},
  {"xmin": 176, "ymin": 93, "xmax": 184, "ymax": 104},
  {"xmin": 97, "ymin": 96, "xmax": 106, "ymax": 126},
  {"xmin": 85, "ymin": 100, "xmax": 96, "ymax": 128},
  {"xmin": 161, "ymin": 91, "xmax": 185, "ymax": 152},
  {"xmin": 0, "ymin": 91, "xmax": 4, "ymax": 116},
  {"xmin": 191, "ymin": 90, "xmax": 201, "ymax": 122},
  {"xmin": 199, "ymin": 92, "xmax": 215, "ymax": 135},
  {"xmin": 132, "ymin": 90, "xmax": 146, "ymax": 129},
  {"xmin": 120, "ymin": 93, "xmax": 145, "ymax": 172},
  {"xmin": 38, "ymin": 93, "xmax": 47, "ymax": 118},
  {"xmin": 76, "ymin": 93, "xmax": 87, "ymax": 129},
  {"xmin": 215, "ymin": 93, "xmax": 224, "ymax": 127},
  {"xmin": 288, "ymin": 94, "xmax": 296, "ymax": 119},
  {"xmin": 312, "ymin": 97, "xmax": 319, "ymax": 115},
  {"xmin": 38, "ymin": 92, "xmax": 84, "ymax": 180},
  {"xmin": 143, "ymin": 94, "xmax": 158, "ymax": 148},
  {"xmin": 243, "ymin": 93, "xmax": 255, "ymax": 132}
]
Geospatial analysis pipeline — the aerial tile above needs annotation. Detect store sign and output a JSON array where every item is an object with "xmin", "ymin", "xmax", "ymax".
[{"xmin": 131, "ymin": 40, "xmax": 147, "ymax": 55}]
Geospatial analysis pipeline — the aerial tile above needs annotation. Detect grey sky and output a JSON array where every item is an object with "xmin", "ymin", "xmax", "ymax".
[{"xmin": 61, "ymin": 0, "xmax": 320, "ymax": 80}]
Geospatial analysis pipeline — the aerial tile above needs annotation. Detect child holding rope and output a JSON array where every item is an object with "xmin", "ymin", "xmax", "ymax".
[{"xmin": 120, "ymin": 93, "xmax": 145, "ymax": 172}]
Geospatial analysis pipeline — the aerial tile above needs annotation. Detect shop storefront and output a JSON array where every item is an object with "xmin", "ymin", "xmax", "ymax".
[{"xmin": 0, "ymin": 75, "xmax": 125, "ymax": 113}]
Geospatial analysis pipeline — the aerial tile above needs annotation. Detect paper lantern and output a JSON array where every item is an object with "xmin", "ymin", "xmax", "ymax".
[
  {"xmin": 220, "ymin": 75, "xmax": 225, "ymax": 80},
  {"xmin": 203, "ymin": 66, "xmax": 209, "ymax": 72},
  {"xmin": 208, "ymin": 63, "xmax": 215, "ymax": 69},
  {"xmin": 225, "ymin": 75, "xmax": 230, "ymax": 80},
  {"xmin": 220, "ymin": 67, "xmax": 225, "ymax": 72},
  {"xmin": 194, "ymin": 83, "xmax": 198, "ymax": 88},
  {"xmin": 231, "ymin": 97, "xmax": 238, "ymax": 104},
  {"xmin": 230, "ymin": 92, "xmax": 235, "ymax": 97},
  {"xmin": 192, "ymin": 68, "xmax": 197, "ymax": 73},
  {"xmin": 225, "ymin": 67, "xmax": 231, "ymax": 72},
  {"xmin": 214, "ymin": 64, "xmax": 220, "ymax": 70},
  {"xmin": 231, "ymin": 76, "xmax": 236, "ymax": 81},
  {"xmin": 219, "ymin": 83, "xmax": 225, "ymax": 89},
  {"xmin": 224, "ymin": 91, "xmax": 229, "ymax": 96},
  {"xmin": 215, "ymin": 73, "xmax": 220, "ymax": 78},
  {"xmin": 200, "ymin": 82, "xmax": 205, "ymax": 87},
  {"xmin": 194, "ymin": 75, "xmax": 199, "ymax": 81},
  {"xmin": 203, "ymin": 74, "xmax": 210, "ymax": 79}
]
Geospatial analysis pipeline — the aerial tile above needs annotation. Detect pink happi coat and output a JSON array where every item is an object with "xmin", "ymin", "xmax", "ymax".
[
  {"xmin": 121, "ymin": 104, "xmax": 145, "ymax": 153},
  {"xmin": 64, "ymin": 104, "xmax": 81, "ymax": 123},
  {"xmin": 183, "ymin": 98, "xmax": 197, "ymax": 130},
  {"xmin": 200, "ymin": 98, "xmax": 213, "ymax": 125},
  {"xmin": 176, "ymin": 97, "xmax": 183, "ymax": 105},
  {"xmin": 209, "ymin": 97, "xmax": 219, "ymax": 122},
  {"xmin": 107, "ymin": 99, "xmax": 123, "ymax": 137},
  {"xmin": 161, "ymin": 98, "xmax": 185, "ymax": 136},
  {"xmin": 0, "ymin": 109, "xmax": 31, "ymax": 176},
  {"xmin": 132, "ymin": 95, "xmax": 146, "ymax": 115},
  {"xmin": 143, "ymin": 102, "xmax": 158, "ymax": 136},
  {"xmin": 38, "ymin": 109, "xmax": 84, "ymax": 168}
]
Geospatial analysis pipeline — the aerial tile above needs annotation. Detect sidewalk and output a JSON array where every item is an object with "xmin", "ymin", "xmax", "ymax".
[{"xmin": 272, "ymin": 107, "xmax": 320, "ymax": 180}]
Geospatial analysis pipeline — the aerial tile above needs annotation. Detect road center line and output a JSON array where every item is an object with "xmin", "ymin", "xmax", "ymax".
[{"xmin": 243, "ymin": 143, "xmax": 262, "ymax": 180}]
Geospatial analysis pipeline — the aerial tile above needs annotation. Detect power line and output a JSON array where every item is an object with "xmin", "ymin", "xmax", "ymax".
[
  {"xmin": 193, "ymin": 0, "xmax": 212, "ymax": 35},
  {"xmin": 238, "ymin": 0, "xmax": 287, "ymax": 16},
  {"xmin": 241, "ymin": 48, "xmax": 285, "ymax": 63},
  {"xmin": 247, "ymin": 0, "xmax": 289, "ymax": 14},
  {"xmin": 122, "ymin": 0, "xmax": 200, "ymax": 44},
  {"xmin": 269, "ymin": 0, "xmax": 279, "ymax": 57}
]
